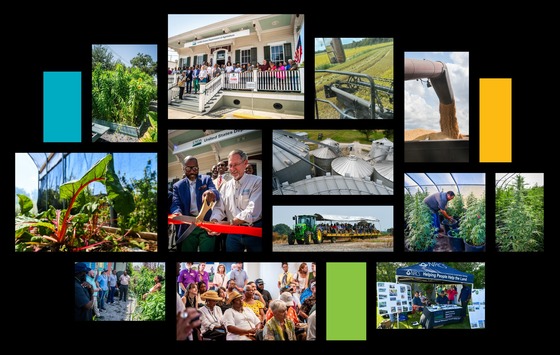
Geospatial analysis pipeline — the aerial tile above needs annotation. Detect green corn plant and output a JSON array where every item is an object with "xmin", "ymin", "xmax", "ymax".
[
  {"xmin": 92, "ymin": 64, "xmax": 156, "ymax": 127},
  {"xmin": 15, "ymin": 155, "xmax": 135, "ymax": 252}
]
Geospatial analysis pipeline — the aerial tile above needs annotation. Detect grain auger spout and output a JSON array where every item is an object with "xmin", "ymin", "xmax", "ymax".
[{"xmin": 405, "ymin": 58, "xmax": 460, "ymax": 139}]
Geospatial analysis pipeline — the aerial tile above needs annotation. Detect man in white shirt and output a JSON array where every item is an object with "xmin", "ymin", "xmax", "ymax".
[{"xmin": 210, "ymin": 149, "xmax": 262, "ymax": 252}]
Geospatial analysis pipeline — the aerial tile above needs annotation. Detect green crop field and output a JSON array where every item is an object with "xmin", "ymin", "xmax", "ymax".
[{"xmin": 315, "ymin": 42, "xmax": 394, "ymax": 119}]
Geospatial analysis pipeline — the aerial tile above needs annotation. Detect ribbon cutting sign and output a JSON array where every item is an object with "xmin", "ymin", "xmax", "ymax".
[{"xmin": 168, "ymin": 215, "xmax": 262, "ymax": 238}]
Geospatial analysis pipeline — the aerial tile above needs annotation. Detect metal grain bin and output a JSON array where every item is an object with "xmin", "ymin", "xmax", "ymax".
[
  {"xmin": 272, "ymin": 131, "xmax": 312, "ymax": 185},
  {"xmin": 331, "ymin": 155, "xmax": 373, "ymax": 179},
  {"xmin": 272, "ymin": 175, "xmax": 394, "ymax": 195}
]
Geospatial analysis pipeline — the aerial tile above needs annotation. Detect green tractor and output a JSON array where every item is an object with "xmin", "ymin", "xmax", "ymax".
[{"xmin": 288, "ymin": 215, "xmax": 323, "ymax": 245}]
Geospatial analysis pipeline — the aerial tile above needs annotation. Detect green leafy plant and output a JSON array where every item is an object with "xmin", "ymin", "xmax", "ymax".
[
  {"xmin": 496, "ymin": 175, "xmax": 543, "ymax": 252},
  {"xmin": 447, "ymin": 193, "xmax": 465, "ymax": 221},
  {"xmin": 405, "ymin": 192, "xmax": 436, "ymax": 251},
  {"xmin": 15, "ymin": 155, "xmax": 135, "ymax": 252},
  {"xmin": 138, "ymin": 286, "xmax": 165, "ymax": 321},
  {"xmin": 139, "ymin": 111, "xmax": 158, "ymax": 142},
  {"xmin": 447, "ymin": 228, "xmax": 461, "ymax": 238},
  {"xmin": 458, "ymin": 194, "xmax": 485, "ymax": 246},
  {"xmin": 92, "ymin": 63, "xmax": 156, "ymax": 127},
  {"xmin": 119, "ymin": 159, "xmax": 158, "ymax": 233},
  {"xmin": 130, "ymin": 265, "xmax": 165, "ymax": 321}
]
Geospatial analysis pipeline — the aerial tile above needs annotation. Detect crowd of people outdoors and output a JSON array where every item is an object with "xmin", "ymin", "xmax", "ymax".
[
  {"xmin": 171, "ymin": 58, "xmax": 300, "ymax": 99},
  {"xmin": 176, "ymin": 262, "xmax": 316, "ymax": 341},
  {"xmin": 169, "ymin": 149, "xmax": 262, "ymax": 252},
  {"xmin": 75, "ymin": 263, "xmax": 164, "ymax": 321},
  {"xmin": 316, "ymin": 222, "xmax": 378, "ymax": 235},
  {"xmin": 168, "ymin": 58, "xmax": 299, "ymax": 77}
]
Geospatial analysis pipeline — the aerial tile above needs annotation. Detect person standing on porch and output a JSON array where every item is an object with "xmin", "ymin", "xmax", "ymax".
[
  {"xmin": 193, "ymin": 65, "xmax": 200, "ymax": 94},
  {"xmin": 177, "ymin": 72, "xmax": 186, "ymax": 99},
  {"xmin": 199, "ymin": 65, "xmax": 208, "ymax": 84},
  {"xmin": 185, "ymin": 67, "xmax": 193, "ymax": 94}
]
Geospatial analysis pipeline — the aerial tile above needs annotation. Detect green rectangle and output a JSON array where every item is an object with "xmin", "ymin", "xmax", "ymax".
[
  {"xmin": 327, "ymin": 262, "xmax": 366, "ymax": 340},
  {"xmin": 43, "ymin": 72, "xmax": 81, "ymax": 142}
]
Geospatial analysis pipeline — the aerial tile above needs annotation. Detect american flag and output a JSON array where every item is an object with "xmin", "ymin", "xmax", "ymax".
[{"xmin": 294, "ymin": 35, "xmax": 302, "ymax": 63}]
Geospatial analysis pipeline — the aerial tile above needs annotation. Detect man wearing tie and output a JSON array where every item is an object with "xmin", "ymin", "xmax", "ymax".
[
  {"xmin": 278, "ymin": 262, "xmax": 293, "ymax": 294},
  {"xmin": 171, "ymin": 156, "xmax": 219, "ymax": 252},
  {"xmin": 213, "ymin": 160, "xmax": 231, "ymax": 191}
]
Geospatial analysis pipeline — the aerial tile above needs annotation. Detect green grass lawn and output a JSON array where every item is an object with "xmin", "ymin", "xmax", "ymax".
[
  {"xmin": 286, "ymin": 129, "xmax": 388, "ymax": 146},
  {"xmin": 376, "ymin": 307, "xmax": 472, "ymax": 330}
]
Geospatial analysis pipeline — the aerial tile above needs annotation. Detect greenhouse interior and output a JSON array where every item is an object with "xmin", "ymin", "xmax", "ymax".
[
  {"xmin": 404, "ymin": 173, "xmax": 485, "ymax": 253},
  {"xmin": 15, "ymin": 152, "xmax": 158, "ymax": 252}
]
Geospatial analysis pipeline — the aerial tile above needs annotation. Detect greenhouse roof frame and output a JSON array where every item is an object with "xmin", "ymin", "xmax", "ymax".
[
  {"xmin": 404, "ymin": 173, "xmax": 485, "ymax": 195},
  {"xmin": 28, "ymin": 153, "xmax": 68, "ymax": 179}
]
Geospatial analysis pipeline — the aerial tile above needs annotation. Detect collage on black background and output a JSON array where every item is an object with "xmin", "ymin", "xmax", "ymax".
[{"xmin": 10, "ymin": 6, "xmax": 547, "ymax": 351}]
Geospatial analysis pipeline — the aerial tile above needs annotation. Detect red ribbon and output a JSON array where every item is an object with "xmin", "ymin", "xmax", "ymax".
[{"xmin": 168, "ymin": 215, "xmax": 262, "ymax": 237}]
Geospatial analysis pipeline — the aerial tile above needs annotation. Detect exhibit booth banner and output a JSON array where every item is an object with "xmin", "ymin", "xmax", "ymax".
[{"xmin": 395, "ymin": 262, "xmax": 474, "ymax": 284}]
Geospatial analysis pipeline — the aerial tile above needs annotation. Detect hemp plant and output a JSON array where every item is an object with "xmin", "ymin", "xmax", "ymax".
[{"xmin": 496, "ymin": 175, "xmax": 541, "ymax": 252}]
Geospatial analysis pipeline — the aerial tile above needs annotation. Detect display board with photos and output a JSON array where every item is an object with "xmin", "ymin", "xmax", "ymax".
[
  {"xmin": 377, "ymin": 282, "xmax": 412, "ymax": 315},
  {"xmin": 468, "ymin": 289, "xmax": 486, "ymax": 329}
]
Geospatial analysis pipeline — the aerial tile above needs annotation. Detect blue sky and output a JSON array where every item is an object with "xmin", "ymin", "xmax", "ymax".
[
  {"xmin": 405, "ymin": 51, "xmax": 469, "ymax": 134},
  {"xmin": 314, "ymin": 38, "xmax": 364, "ymax": 52},
  {"xmin": 95, "ymin": 44, "xmax": 158, "ymax": 67},
  {"xmin": 15, "ymin": 153, "xmax": 157, "ymax": 210},
  {"xmin": 495, "ymin": 173, "xmax": 544, "ymax": 187},
  {"xmin": 273, "ymin": 205, "xmax": 394, "ymax": 231}
]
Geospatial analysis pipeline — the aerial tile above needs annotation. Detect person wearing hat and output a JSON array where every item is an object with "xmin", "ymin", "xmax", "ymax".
[
  {"xmin": 199, "ymin": 290, "xmax": 226, "ymax": 341},
  {"xmin": 97, "ymin": 269, "xmax": 108, "ymax": 311},
  {"xmin": 436, "ymin": 290, "xmax": 449, "ymax": 305},
  {"xmin": 255, "ymin": 278, "xmax": 272, "ymax": 310},
  {"xmin": 75, "ymin": 262, "xmax": 94, "ymax": 321},
  {"xmin": 222, "ymin": 290, "xmax": 263, "ymax": 340},
  {"xmin": 262, "ymin": 299, "xmax": 297, "ymax": 341},
  {"xmin": 423, "ymin": 190, "xmax": 456, "ymax": 234}
]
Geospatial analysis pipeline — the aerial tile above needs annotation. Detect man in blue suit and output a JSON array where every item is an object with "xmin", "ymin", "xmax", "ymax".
[{"xmin": 171, "ymin": 156, "xmax": 219, "ymax": 252}]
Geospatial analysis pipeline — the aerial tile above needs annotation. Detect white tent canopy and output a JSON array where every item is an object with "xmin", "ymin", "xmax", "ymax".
[{"xmin": 315, "ymin": 214, "xmax": 379, "ymax": 223}]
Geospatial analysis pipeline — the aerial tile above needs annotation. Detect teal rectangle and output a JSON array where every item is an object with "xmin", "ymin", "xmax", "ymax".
[{"xmin": 43, "ymin": 72, "xmax": 81, "ymax": 142}]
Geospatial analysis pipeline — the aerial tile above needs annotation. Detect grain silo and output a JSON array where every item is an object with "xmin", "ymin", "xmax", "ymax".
[
  {"xmin": 331, "ymin": 155, "xmax": 373, "ymax": 179},
  {"xmin": 369, "ymin": 138, "xmax": 394, "ymax": 162},
  {"xmin": 372, "ymin": 146, "xmax": 394, "ymax": 189},
  {"xmin": 272, "ymin": 131, "xmax": 312, "ymax": 185},
  {"xmin": 311, "ymin": 143, "xmax": 339, "ymax": 177}
]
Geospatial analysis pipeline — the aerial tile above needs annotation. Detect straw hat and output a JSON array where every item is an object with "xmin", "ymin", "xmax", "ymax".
[
  {"xmin": 227, "ymin": 290, "xmax": 243, "ymax": 304},
  {"xmin": 201, "ymin": 290, "xmax": 222, "ymax": 301}
]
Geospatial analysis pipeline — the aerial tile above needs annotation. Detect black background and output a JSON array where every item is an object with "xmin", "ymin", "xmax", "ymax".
[{"xmin": 8, "ymin": 5, "xmax": 548, "ymax": 350}]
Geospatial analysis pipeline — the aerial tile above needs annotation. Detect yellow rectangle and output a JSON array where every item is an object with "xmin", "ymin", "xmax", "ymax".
[{"xmin": 480, "ymin": 78, "xmax": 512, "ymax": 162}]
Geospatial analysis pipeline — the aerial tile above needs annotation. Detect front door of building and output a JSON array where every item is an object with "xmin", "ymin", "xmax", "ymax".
[{"xmin": 215, "ymin": 50, "xmax": 227, "ymax": 66}]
